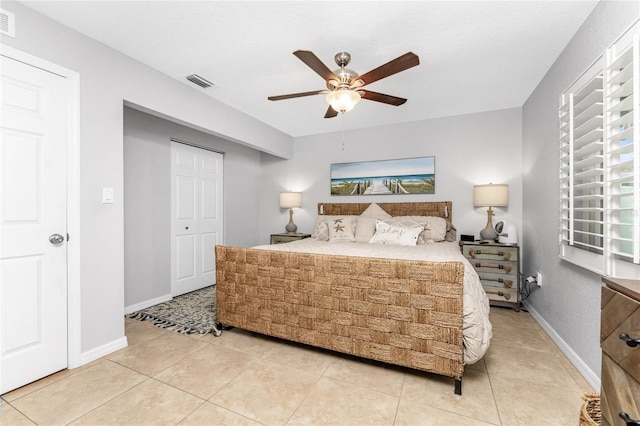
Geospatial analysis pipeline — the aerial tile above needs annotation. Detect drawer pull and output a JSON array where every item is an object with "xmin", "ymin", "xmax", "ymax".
[
  {"xmin": 480, "ymin": 276, "xmax": 513, "ymax": 288},
  {"xmin": 468, "ymin": 249, "xmax": 511, "ymax": 260},
  {"xmin": 619, "ymin": 412, "xmax": 640, "ymax": 426},
  {"xmin": 484, "ymin": 288, "xmax": 511, "ymax": 300},
  {"xmin": 619, "ymin": 333, "xmax": 640, "ymax": 348},
  {"xmin": 474, "ymin": 263, "xmax": 513, "ymax": 274}
]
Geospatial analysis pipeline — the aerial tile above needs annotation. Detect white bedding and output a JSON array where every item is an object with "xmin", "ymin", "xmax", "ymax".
[{"xmin": 254, "ymin": 239, "xmax": 492, "ymax": 364}]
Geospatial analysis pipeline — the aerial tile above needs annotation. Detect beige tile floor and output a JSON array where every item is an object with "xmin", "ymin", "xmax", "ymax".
[{"xmin": 1, "ymin": 307, "xmax": 594, "ymax": 425}]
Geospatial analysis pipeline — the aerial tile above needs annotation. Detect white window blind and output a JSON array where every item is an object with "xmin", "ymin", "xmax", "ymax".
[{"xmin": 559, "ymin": 20, "xmax": 639, "ymax": 277}]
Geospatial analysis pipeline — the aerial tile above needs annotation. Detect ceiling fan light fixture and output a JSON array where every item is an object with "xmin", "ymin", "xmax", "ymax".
[{"xmin": 326, "ymin": 89, "xmax": 361, "ymax": 113}]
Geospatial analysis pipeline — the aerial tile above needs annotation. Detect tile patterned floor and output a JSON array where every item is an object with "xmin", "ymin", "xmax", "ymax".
[{"xmin": 1, "ymin": 307, "xmax": 594, "ymax": 425}]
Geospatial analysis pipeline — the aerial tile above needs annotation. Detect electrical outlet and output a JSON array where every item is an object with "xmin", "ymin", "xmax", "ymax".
[{"xmin": 535, "ymin": 271, "xmax": 543, "ymax": 287}]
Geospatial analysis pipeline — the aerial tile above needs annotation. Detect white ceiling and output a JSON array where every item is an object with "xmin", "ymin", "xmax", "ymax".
[{"xmin": 22, "ymin": 1, "xmax": 599, "ymax": 137}]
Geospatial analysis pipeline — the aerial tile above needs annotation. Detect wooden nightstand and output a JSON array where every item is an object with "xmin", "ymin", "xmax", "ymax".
[
  {"xmin": 461, "ymin": 241, "xmax": 521, "ymax": 311},
  {"xmin": 600, "ymin": 277, "xmax": 640, "ymax": 426},
  {"xmin": 270, "ymin": 233, "xmax": 311, "ymax": 245}
]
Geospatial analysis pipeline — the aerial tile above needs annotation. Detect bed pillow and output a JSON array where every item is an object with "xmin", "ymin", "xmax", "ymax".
[
  {"xmin": 355, "ymin": 216, "xmax": 378, "ymax": 243},
  {"xmin": 327, "ymin": 217, "xmax": 356, "ymax": 242},
  {"xmin": 445, "ymin": 222, "xmax": 457, "ymax": 242},
  {"xmin": 420, "ymin": 216, "xmax": 449, "ymax": 243},
  {"xmin": 369, "ymin": 220, "xmax": 423, "ymax": 246},
  {"xmin": 355, "ymin": 203, "xmax": 392, "ymax": 243},
  {"xmin": 360, "ymin": 203, "xmax": 392, "ymax": 219}
]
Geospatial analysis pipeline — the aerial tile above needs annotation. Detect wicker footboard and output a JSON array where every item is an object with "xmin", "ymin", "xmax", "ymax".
[{"xmin": 215, "ymin": 245, "xmax": 466, "ymax": 393}]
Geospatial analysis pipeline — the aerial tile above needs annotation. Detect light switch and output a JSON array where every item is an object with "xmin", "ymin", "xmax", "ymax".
[{"xmin": 102, "ymin": 187, "xmax": 114, "ymax": 204}]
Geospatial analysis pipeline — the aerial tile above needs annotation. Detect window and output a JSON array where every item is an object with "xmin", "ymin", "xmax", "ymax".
[{"xmin": 560, "ymin": 21, "xmax": 639, "ymax": 277}]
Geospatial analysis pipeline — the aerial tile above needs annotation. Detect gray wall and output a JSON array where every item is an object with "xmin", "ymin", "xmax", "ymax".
[
  {"xmin": 522, "ymin": 1, "xmax": 640, "ymax": 385},
  {"xmin": 1, "ymin": 0, "xmax": 291, "ymax": 358},
  {"xmin": 259, "ymin": 108, "xmax": 523, "ymax": 246},
  {"xmin": 123, "ymin": 108, "xmax": 262, "ymax": 310}
]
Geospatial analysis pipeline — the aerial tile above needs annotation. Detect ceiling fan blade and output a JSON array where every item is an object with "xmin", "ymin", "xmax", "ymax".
[
  {"xmin": 324, "ymin": 105, "xmax": 338, "ymax": 119},
  {"xmin": 361, "ymin": 90, "xmax": 407, "ymax": 106},
  {"xmin": 358, "ymin": 52, "xmax": 419, "ymax": 86},
  {"xmin": 268, "ymin": 90, "xmax": 326, "ymax": 101},
  {"xmin": 293, "ymin": 50, "xmax": 339, "ymax": 82}
]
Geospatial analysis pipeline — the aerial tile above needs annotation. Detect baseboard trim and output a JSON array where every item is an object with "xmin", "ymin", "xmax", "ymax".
[
  {"xmin": 75, "ymin": 336, "xmax": 128, "ymax": 368},
  {"xmin": 124, "ymin": 293, "xmax": 172, "ymax": 315},
  {"xmin": 523, "ymin": 300, "xmax": 600, "ymax": 392}
]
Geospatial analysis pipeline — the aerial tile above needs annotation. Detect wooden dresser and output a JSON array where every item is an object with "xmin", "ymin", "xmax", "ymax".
[
  {"xmin": 600, "ymin": 277, "xmax": 640, "ymax": 426},
  {"xmin": 461, "ymin": 242, "xmax": 520, "ymax": 311}
]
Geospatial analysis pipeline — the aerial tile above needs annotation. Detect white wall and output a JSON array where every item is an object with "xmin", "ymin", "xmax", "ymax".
[
  {"xmin": 260, "ymin": 108, "xmax": 523, "ymax": 246},
  {"xmin": 123, "ymin": 108, "xmax": 262, "ymax": 310},
  {"xmin": 522, "ymin": 1, "xmax": 640, "ymax": 386},
  {"xmin": 0, "ymin": 1, "xmax": 291, "ymax": 358}
]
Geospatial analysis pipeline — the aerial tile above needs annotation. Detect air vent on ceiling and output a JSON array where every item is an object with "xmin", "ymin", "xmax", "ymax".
[
  {"xmin": 1, "ymin": 9, "xmax": 16, "ymax": 38},
  {"xmin": 186, "ymin": 74, "xmax": 214, "ymax": 89}
]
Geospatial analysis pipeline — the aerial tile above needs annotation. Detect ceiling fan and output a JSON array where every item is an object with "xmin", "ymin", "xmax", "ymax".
[{"xmin": 268, "ymin": 50, "xmax": 420, "ymax": 118}]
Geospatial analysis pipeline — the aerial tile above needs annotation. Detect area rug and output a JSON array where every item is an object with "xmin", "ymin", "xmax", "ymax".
[{"xmin": 126, "ymin": 285, "xmax": 222, "ymax": 336}]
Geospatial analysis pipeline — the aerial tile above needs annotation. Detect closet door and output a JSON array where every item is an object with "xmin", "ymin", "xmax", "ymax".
[{"xmin": 171, "ymin": 142, "xmax": 223, "ymax": 296}]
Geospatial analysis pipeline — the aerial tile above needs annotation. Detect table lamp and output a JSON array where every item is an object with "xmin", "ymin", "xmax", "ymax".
[
  {"xmin": 473, "ymin": 184, "xmax": 508, "ymax": 241},
  {"xmin": 280, "ymin": 191, "xmax": 302, "ymax": 234}
]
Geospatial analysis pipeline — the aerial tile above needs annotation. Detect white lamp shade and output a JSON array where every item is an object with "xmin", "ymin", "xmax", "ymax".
[
  {"xmin": 279, "ymin": 192, "xmax": 302, "ymax": 209},
  {"xmin": 473, "ymin": 184, "xmax": 508, "ymax": 207},
  {"xmin": 326, "ymin": 89, "xmax": 361, "ymax": 113}
]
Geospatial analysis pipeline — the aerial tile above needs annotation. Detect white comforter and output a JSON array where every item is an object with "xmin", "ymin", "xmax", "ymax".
[{"xmin": 254, "ymin": 239, "xmax": 492, "ymax": 364}]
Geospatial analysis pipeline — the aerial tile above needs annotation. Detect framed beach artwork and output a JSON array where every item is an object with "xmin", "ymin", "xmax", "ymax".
[{"xmin": 330, "ymin": 156, "xmax": 435, "ymax": 196}]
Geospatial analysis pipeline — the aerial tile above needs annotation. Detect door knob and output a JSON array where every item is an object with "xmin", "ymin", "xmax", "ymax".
[{"xmin": 49, "ymin": 234, "xmax": 64, "ymax": 244}]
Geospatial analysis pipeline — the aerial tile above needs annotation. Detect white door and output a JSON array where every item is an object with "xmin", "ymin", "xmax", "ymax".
[
  {"xmin": 171, "ymin": 142, "xmax": 223, "ymax": 296},
  {"xmin": 0, "ymin": 56, "xmax": 68, "ymax": 393}
]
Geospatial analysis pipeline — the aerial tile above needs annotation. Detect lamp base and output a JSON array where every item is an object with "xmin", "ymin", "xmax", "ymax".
[
  {"xmin": 479, "ymin": 207, "xmax": 498, "ymax": 241},
  {"xmin": 285, "ymin": 208, "xmax": 297, "ymax": 234}
]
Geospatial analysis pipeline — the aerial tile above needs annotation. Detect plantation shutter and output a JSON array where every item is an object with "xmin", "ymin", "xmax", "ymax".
[
  {"xmin": 604, "ymin": 26, "xmax": 640, "ymax": 268},
  {"xmin": 559, "ymin": 61, "xmax": 605, "ymax": 271},
  {"xmin": 559, "ymin": 20, "xmax": 640, "ymax": 277}
]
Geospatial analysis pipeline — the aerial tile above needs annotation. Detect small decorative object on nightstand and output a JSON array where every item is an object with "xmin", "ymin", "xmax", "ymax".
[
  {"xmin": 270, "ymin": 233, "xmax": 311, "ymax": 245},
  {"xmin": 461, "ymin": 241, "xmax": 520, "ymax": 311}
]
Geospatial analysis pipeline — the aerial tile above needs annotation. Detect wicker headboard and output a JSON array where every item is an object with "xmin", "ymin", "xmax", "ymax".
[{"xmin": 317, "ymin": 201, "xmax": 452, "ymax": 221}]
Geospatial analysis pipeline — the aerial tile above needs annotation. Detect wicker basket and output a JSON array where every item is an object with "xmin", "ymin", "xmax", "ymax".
[{"xmin": 579, "ymin": 393, "xmax": 601, "ymax": 426}]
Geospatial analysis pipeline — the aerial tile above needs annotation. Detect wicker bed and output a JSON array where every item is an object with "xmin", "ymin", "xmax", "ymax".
[{"xmin": 215, "ymin": 201, "xmax": 467, "ymax": 394}]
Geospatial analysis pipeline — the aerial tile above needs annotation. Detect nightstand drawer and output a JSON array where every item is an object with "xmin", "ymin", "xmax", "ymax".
[
  {"xmin": 478, "ymin": 272, "xmax": 517, "ymax": 289},
  {"xmin": 472, "ymin": 260, "xmax": 517, "ymax": 276},
  {"xmin": 483, "ymin": 287, "xmax": 518, "ymax": 303},
  {"xmin": 462, "ymin": 245, "xmax": 518, "ymax": 262},
  {"xmin": 601, "ymin": 285, "xmax": 640, "ymax": 381}
]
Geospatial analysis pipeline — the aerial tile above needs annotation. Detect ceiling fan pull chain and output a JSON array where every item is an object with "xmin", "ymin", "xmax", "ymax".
[{"xmin": 341, "ymin": 113, "xmax": 345, "ymax": 150}]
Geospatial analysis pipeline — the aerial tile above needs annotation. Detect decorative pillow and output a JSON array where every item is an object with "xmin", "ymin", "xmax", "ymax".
[
  {"xmin": 312, "ymin": 220, "xmax": 329, "ymax": 241},
  {"xmin": 382, "ymin": 216, "xmax": 449, "ymax": 244},
  {"xmin": 369, "ymin": 220, "xmax": 423, "ymax": 246},
  {"xmin": 327, "ymin": 217, "xmax": 356, "ymax": 242},
  {"xmin": 312, "ymin": 215, "xmax": 357, "ymax": 240}
]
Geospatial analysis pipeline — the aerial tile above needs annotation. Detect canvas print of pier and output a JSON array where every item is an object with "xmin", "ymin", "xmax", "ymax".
[{"xmin": 330, "ymin": 157, "xmax": 435, "ymax": 196}]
